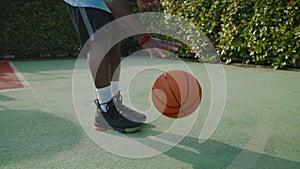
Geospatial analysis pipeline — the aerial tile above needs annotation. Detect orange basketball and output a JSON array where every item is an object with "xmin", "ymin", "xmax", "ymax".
[{"xmin": 151, "ymin": 70, "xmax": 202, "ymax": 118}]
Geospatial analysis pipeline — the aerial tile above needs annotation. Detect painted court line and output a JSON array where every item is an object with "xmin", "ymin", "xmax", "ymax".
[{"xmin": 0, "ymin": 62, "xmax": 31, "ymax": 92}]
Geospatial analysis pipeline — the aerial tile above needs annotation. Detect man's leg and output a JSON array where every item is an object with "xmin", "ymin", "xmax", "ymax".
[
  {"xmin": 89, "ymin": 41, "xmax": 145, "ymax": 132},
  {"xmin": 87, "ymin": 40, "xmax": 112, "ymax": 111},
  {"xmin": 66, "ymin": 5, "xmax": 145, "ymax": 132},
  {"xmin": 109, "ymin": 43, "xmax": 121, "ymax": 96},
  {"xmin": 108, "ymin": 42, "xmax": 147, "ymax": 123}
]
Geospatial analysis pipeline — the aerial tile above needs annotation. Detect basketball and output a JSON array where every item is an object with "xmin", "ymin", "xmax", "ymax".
[{"xmin": 151, "ymin": 70, "xmax": 202, "ymax": 118}]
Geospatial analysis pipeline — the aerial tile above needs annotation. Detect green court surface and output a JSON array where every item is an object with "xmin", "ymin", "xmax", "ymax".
[{"xmin": 0, "ymin": 58, "xmax": 299, "ymax": 169}]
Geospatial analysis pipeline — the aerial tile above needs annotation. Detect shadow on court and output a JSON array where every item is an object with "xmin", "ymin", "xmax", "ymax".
[
  {"xmin": 125, "ymin": 124, "xmax": 300, "ymax": 169},
  {"xmin": 0, "ymin": 109, "xmax": 83, "ymax": 165},
  {"xmin": 0, "ymin": 94, "xmax": 15, "ymax": 102},
  {"xmin": 167, "ymin": 136, "xmax": 300, "ymax": 169}
]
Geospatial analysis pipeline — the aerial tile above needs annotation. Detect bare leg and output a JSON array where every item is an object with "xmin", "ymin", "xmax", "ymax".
[
  {"xmin": 87, "ymin": 40, "xmax": 111, "ymax": 88},
  {"xmin": 87, "ymin": 39, "xmax": 113, "ymax": 111},
  {"xmin": 109, "ymin": 43, "xmax": 121, "ymax": 82}
]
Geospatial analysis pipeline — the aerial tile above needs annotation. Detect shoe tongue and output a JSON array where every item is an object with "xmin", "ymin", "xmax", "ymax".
[
  {"xmin": 100, "ymin": 103, "xmax": 109, "ymax": 112},
  {"xmin": 103, "ymin": 99, "xmax": 115, "ymax": 111}
]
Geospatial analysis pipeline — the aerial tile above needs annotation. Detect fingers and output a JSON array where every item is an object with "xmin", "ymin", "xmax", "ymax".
[
  {"xmin": 141, "ymin": 5, "xmax": 149, "ymax": 12},
  {"xmin": 146, "ymin": 48, "xmax": 167, "ymax": 59},
  {"xmin": 157, "ymin": 49, "xmax": 167, "ymax": 58},
  {"xmin": 158, "ymin": 41, "xmax": 181, "ymax": 52},
  {"xmin": 162, "ymin": 40, "xmax": 182, "ymax": 48},
  {"xmin": 140, "ymin": 1, "xmax": 156, "ymax": 12},
  {"xmin": 142, "ymin": 37, "xmax": 182, "ymax": 59},
  {"xmin": 148, "ymin": 2, "xmax": 154, "ymax": 11}
]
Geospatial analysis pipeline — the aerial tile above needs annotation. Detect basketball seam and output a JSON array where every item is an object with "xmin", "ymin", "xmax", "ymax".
[
  {"xmin": 182, "ymin": 72, "xmax": 190, "ymax": 105},
  {"xmin": 182, "ymin": 82, "xmax": 202, "ymax": 113},
  {"xmin": 184, "ymin": 95, "xmax": 201, "ymax": 112},
  {"xmin": 153, "ymin": 92, "xmax": 181, "ymax": 109},
  {"xmin": 164, "ymin": 73, "xmax": 181, "ymax": 108},
  {"xmin": 153, "ymin": 79, "xmax": 181, "ymax": 109}
]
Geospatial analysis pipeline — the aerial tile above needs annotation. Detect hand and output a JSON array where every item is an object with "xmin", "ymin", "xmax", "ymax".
[
  {"xmin": 136, "ymin": 0, "xmax": 157, "ymax": 12},
  {"xmin": 141, "ymin": 37, "xmax": 182, "ymax": 59}
]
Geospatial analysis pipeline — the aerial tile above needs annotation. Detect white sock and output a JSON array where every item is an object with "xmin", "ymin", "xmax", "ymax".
[
  {"xmin": 111, "ymin": 81, "xmax": 119, "ymax": 96},
  {"xmin": 96, "ymin": 85, "xmax": 112, "ymax": 112}
]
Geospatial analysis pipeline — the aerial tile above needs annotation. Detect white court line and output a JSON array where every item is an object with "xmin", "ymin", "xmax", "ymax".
[{"xmin": 0, "ymin": 62, "xmax": 31, "ymax": 92}]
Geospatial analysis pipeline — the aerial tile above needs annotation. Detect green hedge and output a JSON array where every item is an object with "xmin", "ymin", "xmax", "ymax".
[
  {"xmin": 1, "ymin": 0, "xmax": 299, "ymax": 69},
  {"xmin": 0, "ymin": 1, "xmax": 79, "ymax": 58},
  {"xmin": 160, "ymin": 0, "xmax": 300, "ymax": 69},
  {"xmin": 0, "ymin": 1, "xmax": 141, "ymax": 58}
]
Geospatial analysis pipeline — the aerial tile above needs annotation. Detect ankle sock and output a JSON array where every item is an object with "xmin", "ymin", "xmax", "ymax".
[
  {"xmin": 111, "ymin": 81, "xmax": 119, "ymax": 96},
  {"xmin": 96, "ymin": 85, "xmax": 112, "ymax": 112}
]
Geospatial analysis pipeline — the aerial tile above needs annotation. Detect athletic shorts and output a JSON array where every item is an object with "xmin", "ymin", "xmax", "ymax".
[{"xmin": 66, "ymin": 3, "xmax": 115, "ymax": 47}]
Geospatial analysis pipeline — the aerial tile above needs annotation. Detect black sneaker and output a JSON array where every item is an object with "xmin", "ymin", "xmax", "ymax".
[
  {"xmin": 113, "ymin": 91, "xmax": 147, "ymax": 123},
  {"xmin": 94, "ymin": 99, "xmax": 144, "ymax": 133}
]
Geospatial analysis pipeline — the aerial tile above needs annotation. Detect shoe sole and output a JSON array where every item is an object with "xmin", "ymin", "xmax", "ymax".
[{"xmin": 95, "ymin": 124, "xmax": 144, "ymax": 133}]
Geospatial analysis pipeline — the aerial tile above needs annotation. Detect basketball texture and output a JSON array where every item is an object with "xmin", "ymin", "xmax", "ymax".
[{"xmin": 152, "ymin": 70, "xmax": 202, "ymax": 118}]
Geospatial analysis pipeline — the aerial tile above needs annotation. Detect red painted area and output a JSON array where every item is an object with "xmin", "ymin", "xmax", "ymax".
[{"xmin": 0, "ymin": 62, "xmax": 24, "ymax": 90}]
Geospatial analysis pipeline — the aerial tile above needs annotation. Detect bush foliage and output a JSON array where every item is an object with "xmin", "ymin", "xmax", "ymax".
[
  {"xmin": 160, "ymin": 0, "xmax": 300, "ymax": 69},
  {"xmin": 0, "ymin": 1, "xmax": 79, "ymax": 58},
  {"xmin": 0, "ymin": 0, "xmax": 299, "ymax": 69}
]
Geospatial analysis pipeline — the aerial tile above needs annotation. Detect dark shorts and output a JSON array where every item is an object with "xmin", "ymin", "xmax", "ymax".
[{"xmin": 66, "ymin": 4, "xmax": 115, "ymax": 47}]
